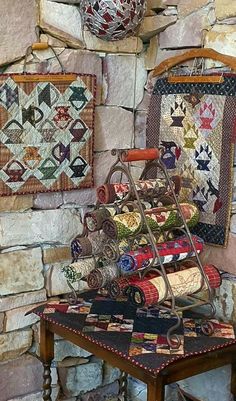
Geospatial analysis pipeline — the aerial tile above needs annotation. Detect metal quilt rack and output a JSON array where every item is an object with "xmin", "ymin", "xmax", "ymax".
[{"xmin": 70, "ymin": 147, "xmax": 216, "ymax": 349}]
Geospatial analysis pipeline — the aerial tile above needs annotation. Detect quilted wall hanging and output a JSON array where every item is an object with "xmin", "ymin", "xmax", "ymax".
[
  {"xmin": 0, "ymin": 73, "xmax": 96, "ymax": 196},
  {"xmin": 147, "ymin": 76, "xmax": 236, "ymax": 246}
]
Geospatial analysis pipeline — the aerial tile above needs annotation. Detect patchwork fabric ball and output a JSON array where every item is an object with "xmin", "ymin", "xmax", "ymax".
[{"xmin": 80, "ymin": 0, "xmax": 146, "ymax": 41}]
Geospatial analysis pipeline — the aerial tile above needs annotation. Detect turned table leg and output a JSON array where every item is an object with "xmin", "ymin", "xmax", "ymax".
[
  {"xmin": 119, "ymin": 371, "xmax": 128, "ymax": 401},
  {"xmin": 40, "ymin": 320, "xmax": 54, "ymax": 401},
  {"xmin": 147, "ymin": 377, "xmax": 165, "ymax": 401}
]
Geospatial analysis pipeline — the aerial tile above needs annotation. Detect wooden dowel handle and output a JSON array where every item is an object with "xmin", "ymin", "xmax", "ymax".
[
  {"xmin": 31, "ymin": 42, "xmax": 49, "ymax": 51},
  {"xmin": 121, "ymin": 148, "xmax": 160, "ymax": 162}
]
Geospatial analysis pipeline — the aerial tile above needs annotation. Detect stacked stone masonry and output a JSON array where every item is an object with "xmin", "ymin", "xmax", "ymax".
[{"xmin": 0, "ymin": 0, "xmax": 236, "ymax": 400}]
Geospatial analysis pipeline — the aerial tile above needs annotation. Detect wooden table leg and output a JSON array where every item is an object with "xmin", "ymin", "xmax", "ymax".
[
  {"xmin": 40, "ymin": 320, "xmax": 54, "ymax": 401},
  {"xmin": 147, "ymin": 377, "xmax": 165, "ymax": 401}
]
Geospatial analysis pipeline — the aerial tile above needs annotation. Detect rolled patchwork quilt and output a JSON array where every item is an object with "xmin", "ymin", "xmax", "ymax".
[
  {"xmin": 84, "ymin": 206, "xmax": 118, "ymax": 232},
  {"xmin": 96, "ymin": 176, "xmax": 181, "ymax": 204},
  {"xmin": 71, "ymin": 232, "xmax": 107, "ymax": 260},
  {"xmin": 62, "ymin": 257, "xmax": 96, "ymax": 283},
  {"xmin": 87, "ymin": 263, "xmax": 119, "ymax": 289},
  {"xmin": 108, "ymin": 276, "xmax": 135, "ymax": 298},
  {"xmin": 102, "ymin": 202, "xmax": 199, "ymax": 240},
  {"xmin": 107, "ymin": 263, "xmax": 189, "ymax": 299},
  {"xmin": 118, "ymin": 235, "xmax": 204, "ymax": 273},
  {"xmin": 128, "ymin": 263, "xmax": 221, "ymax": 307}
]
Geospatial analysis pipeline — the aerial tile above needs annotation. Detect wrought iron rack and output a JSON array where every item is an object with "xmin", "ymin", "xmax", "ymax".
[{"xmin": 86, "ymin": 148, "xmax": 216, "ymax": 349}]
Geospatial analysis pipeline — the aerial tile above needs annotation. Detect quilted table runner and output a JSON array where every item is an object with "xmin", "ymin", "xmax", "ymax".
[
  {"xmin": 146, "ymin": 76, "xmax": 236, "ymax": 246},
  {"xmin": 0, "ymin": 73, "xmax": 96, "ymax": 195},
  {"xmin": 31, "ymin": 290, "xmax": 236, "ymax": 373}
]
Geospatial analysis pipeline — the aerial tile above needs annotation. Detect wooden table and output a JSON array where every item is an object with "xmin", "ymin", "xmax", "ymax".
[{"xmin": 33, "ymin": 293, "xmax": 236, "ymax": 401}]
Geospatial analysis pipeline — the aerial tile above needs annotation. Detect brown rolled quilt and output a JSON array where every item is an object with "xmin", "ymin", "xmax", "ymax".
[
  {"xmin": 128, "ymin": 263, "xmax": 221, "ymax": 307},
  {"xmin": 96, "ymin": 176, "xmax": 181, "ymax": 204},
  {"xmin": 102, "ymin": 202, "xmax": 200, "ymax": 240},
  {"xmin": 84, "ymin": 206, "xmax": 118, "ymax": 232},
  {"xmin": 71, "ymin": 232, "xmax": 107, "ymax": 260},
  {"xmin": 87, "ymin": 263, "xmax": 119, "ymax": 289}
]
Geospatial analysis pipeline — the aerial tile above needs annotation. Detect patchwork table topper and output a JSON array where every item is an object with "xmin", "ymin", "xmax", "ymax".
[
  {"xmin": 0, "ymin": 73, "xmax": 96, "ymax": 196},
  {"xmin": 31, "ymin": 290, "xmax": 236, "ymax": 375},
  {"xmin": 146, "ymin": 76, "xmax": 236, "ymax": 246}
]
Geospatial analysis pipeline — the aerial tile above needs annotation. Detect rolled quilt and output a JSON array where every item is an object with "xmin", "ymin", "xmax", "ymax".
[
  {"xmin": 87, "ymin": 263, "xmax": 119, "ymax": 289},
  {"xmin": 96, "ymin": 176, "xmax": 181, "ymax": 204},
  {"xmin": 84, "ymin": 206, "xmax": 118, "ymax": 232},
  {"xmin": 118, "ymin": 235, "xmax": 204, "ymax": 273},
  {"xmin": 102, "ymin": 202, "xmax": 199, "ymax": 240},
  {"xmin": 71, "ymin": 232, "xmax": 107, "ymax": 260},
  {"xmin": 107, "ymin": 264, "xmax": 188, "ymax": 299},
  {"xmin": 62, "ymin": 257, "xmax": 96, "ymax": 283},
  {"xmin": 128, "ymin": 263, "xmax": 221, "ymax": 307},
  {"xmin": 108, "ymin": 276, "xmax": 135, "ymax": 298}
]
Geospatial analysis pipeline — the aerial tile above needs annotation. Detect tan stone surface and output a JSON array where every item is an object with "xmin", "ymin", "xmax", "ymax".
[
  {"xmin": 0, "ymin": 329, "xmax": 32, "ymax": 362},
  {"xmin": 94, "ymin": 106, "xmax": 134, "ymax": 151},
  {"xmin": 215, "ymin": 0, "xmax": 236, "ymax": 21},
  {"xmin": 178, "ymin": 0, "xmax": 213, "ymax": 17},
  {"xmin": 84, "ymin": 30, "xmax": 143, "ymax": 53},
  {"xmin": 0, "ymin": 289, "xmax": 47, "ymax": 312},
  {"xmin": 0, "ymin": 248, "xmax": 44, "ymax": 296},
  {"xmin": 0, "ymin": 313, "xmax": 4, "ymax": 333},
  {"xmin": 200, "ymin": 233, "xmax": 236, "ymax": 275},
  {"xmin": 159, "ymin": 8, "xmax": 211, "ymax": 48},
  {"xmin": 146, "ymin": 0, "xmax": 166, "ymax": 14},
  {"xmin": 204, "ymin": 25, "xmax": 236, "ymax": 68},
  {"xmin": 43, "ymin": 245, "xmax": 71, "ymax": 264},
  {"xmin": 103, "ymin": 54, "xmax": 147, "ymax": 108},
  {"xmin": 4, "ymin": 304, "xmax": 43, "ymax": 332},
  {"xmin": 139, "ymin": 15, "xmax": 177, "ymax": 41},
  {"xmin": 39, "ymin": 0, "xmax": 84, "ymax": 48},
  {"xmin": 40, "ymin": 32, "xmax": 67, "ymax": 47},
  {"xmin": 0, "ymin": 0, "xmax": 38, "ymax": 66},
  {"xmin": 0, "ymin": 195, "xmax": 33, "ymax": 212},
  {"xmin": 0, "ymin": 209, "xmax": 83, "ymax": 247},
  {"xmin": 0, "ymin": 354, "xmax": 43, "ymax": 399},
  {"xmin": 145, "ymin": 36, "xmax": 158, "ymax": 70}
]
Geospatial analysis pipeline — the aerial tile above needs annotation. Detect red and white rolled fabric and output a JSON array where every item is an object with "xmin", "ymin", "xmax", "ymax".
[
  {"xmin": 87, "ymin": 263, "xmax": 119, "ymax": 289},
  {"xmin": 118, "ymin": 235, "xmax": 204, "ymax": 273},
  {"xmin": 96, "ymin": 176, "xmax": 181, "ymax": 204},
  {"xmin": 128, "ymin": 263, "xmax": 221, "ymax": 307}
]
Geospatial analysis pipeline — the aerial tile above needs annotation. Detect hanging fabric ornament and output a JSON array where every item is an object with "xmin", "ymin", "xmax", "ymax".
[{"xmin": 80, "ymin": 0, "xmax": 147, "ymax": 41}]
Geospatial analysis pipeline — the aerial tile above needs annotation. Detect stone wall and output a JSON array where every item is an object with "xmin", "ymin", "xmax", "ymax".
[{"xmin": 0, "ymin": 0, "xmax": 236, "ymax": 400}]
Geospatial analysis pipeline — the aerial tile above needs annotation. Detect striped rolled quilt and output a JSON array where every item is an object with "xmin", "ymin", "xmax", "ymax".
[
  {"xmin": 96, "ymin": 176, "xmax": 181, "ymax": 204},
  {"xmin": 87, "ymin": 263, "xmax": 119, "ymax": 289},
  {"xmin": 118, "ymin": 235, "xmax": 204, "ymax": 273},
  {"xmin": 102, "ymin": 202, "xmax": 199, "ymax": 240},
  {"xmin": 71, "ymin": 232, "xmax": 107, "ymax": 260},
  {"xmin": 62, "ymin": 257, "xmax": 96, "ymax": 283},
  {"xmin": 128, "ymin": 263, "xmax": 221, "ymax": 307}
]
